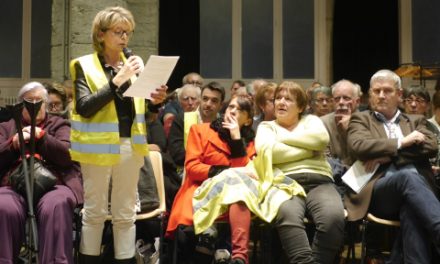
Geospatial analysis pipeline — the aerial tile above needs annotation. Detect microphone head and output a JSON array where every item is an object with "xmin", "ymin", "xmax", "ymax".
[{"xmin": 123, "ymin": 47, "xmax": 133, "ymax": 59}]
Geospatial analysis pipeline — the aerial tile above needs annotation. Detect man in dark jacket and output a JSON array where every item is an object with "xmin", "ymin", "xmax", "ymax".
[{"xmin": 346, "ymin": 69, "xmax": 440, "ymax": 263}]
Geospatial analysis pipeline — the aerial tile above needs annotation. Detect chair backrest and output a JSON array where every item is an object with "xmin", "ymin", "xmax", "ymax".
[
  {"xmin": 136, "ymin": 150, "xmax": 166, "ymax": 220},
  {"xmin": 366, "ymin": 213, "xmax": 400, "ymax": 227}
]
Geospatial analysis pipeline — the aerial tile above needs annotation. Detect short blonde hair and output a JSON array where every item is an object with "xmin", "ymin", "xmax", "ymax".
[
  {"xmin": 275, "ymin": 81, "xmax": 307, "ymax": 113},
  {"xmin": 91, "ymin": 6, "xmax": 135, "ymax": 53}
]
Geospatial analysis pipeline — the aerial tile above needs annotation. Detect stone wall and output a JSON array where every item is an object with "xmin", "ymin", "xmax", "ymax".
[{"xmin": 51, "ymin": 0, "xmax": 159, "ymax": 81}]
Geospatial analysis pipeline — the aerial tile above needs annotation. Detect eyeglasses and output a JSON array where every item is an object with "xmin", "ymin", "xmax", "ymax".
[
  {"xmin": 314, "ymin": 98, "xmax": 333, "ymax": 104},
  {"xmin": 109, "ymin": 29, "xmax": 133, "ymax": 39},
  {"xmin": 404, "ymin": 98, "xmax": 426, "ymax": 104},
  {"xmin": 47, "ymin": 102, "xmax": 63, "ymax": 110}
]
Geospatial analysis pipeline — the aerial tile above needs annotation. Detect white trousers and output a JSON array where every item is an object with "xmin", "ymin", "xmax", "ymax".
[{"xmin": 79, "ymin": 138, "xmax": 143, "ymax": 259}]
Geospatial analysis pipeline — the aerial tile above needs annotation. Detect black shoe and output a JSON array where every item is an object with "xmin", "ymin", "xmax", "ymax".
[
  {"xmin": 113, "ymin": 257, "xmax": 136, "ymax": 264},
  {"xmin": 78, "ymin": 253, "xmax": 100, "ymax": 264},
  {"xmin": 195, "ymin": 226, "xmax": 217, "ymax": 255},
  {"xmin": 230, "ymin": 258, "xmax": 245, "ymax": 264},
  {"xmin": 214, "ymin": 249, "xmax": 231, "ymax": 264}
]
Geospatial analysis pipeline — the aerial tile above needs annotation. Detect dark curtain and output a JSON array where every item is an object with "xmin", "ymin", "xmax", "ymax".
[
  {"xmin": 332, "ymin": 0, "xmax": 399, "ymax": 93},
  {"xmin": 159, "ymin": 0, "xmax": 200, "ymax": 91}
]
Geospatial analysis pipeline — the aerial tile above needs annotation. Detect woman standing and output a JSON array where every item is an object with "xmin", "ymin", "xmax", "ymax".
[
  {"xmin": 255, "ymin": 81, "xmax": 345, "ymax": 264},
  {"xmin": 70, "ymin": 6, "xmax": 166, "ymax": 263}
]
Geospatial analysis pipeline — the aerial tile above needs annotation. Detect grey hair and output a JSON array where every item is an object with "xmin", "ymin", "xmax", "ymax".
[
  {"xmin": 182, "ymin": 72, "xmax": 204, "ymax": 85},
  {"xmin": 178, "ymin": 84, "xmax": 201, "ymax": 100},
  {"xmin": 331, "ymin": 79, "xmax": 363, "ymax": 98},
  {"xmin": 311, "ymin": 85, "xmax": 332, "ymax": 100},
  {"xmin": 370, "ymin": 69, "xmax": 401, "ymax": 90},
  {"xmin": 17, "ymin": 81, "xmax": 48, "ymax": 102}
]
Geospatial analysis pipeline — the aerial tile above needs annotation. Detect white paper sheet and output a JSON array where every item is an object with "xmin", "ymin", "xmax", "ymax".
[
  {"xmin": 342, "ymin": 160, "xmax": 379, "ymax": 194},
  {"xmin": 123, "ymin": 55, "xmax": 179, "ymax": 99}
]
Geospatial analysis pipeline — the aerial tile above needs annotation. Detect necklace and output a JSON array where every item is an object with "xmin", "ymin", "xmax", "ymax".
[{"xmin": 105, "ymin": 61, "xmax": 124, "ymax": 73}]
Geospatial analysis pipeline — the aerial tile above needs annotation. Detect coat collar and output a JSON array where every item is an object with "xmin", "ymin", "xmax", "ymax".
[
  {"xmin": 369, "ymin": 110, "xmax": 412, "ymax": 136},
  {"xmin": 201, "ymin": 124, "xmax": 231, "ymax": 155}
]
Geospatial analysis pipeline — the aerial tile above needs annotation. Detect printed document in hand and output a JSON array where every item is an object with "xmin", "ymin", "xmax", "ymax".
[
  {"xmin": 342, "ymin": 160, "xmax": 379, "ymax": 193},
  {"xmin": 123, "ymin": 55, "xmax": 179, "ymax": 99}
]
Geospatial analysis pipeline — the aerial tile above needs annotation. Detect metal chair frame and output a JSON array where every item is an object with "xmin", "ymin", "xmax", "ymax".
[{"xmin": 360, "ymin": 213, "xmax": 400, "ymax": 264}]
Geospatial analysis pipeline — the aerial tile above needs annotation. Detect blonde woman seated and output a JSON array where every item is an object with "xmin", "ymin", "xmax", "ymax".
[
  {"xmin": 256, "ymin": 81, "xmax": 345, "ymax": 263},
  {"xmin": 190, "ymin": 93, "xmax": 307, "ymax": 263}
]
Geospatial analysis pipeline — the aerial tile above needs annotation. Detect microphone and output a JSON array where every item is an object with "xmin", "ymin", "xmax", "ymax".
[
  {"xmin": 123, "ymin": 47, "xmax": 133, "ymax": 59},
  {"xmin": 116, "ymin": 47, "xmax": 137, "ymax": 99}
]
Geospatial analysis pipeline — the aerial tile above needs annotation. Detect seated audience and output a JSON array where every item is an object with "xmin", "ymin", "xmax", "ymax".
[
  {"xmin": 256, "ymin": 81, "xmax": 345, "ymax": 264},
  {"xmin": 0, "ymin": 106, "xmax": 11, "ymax": 122},
  {"xmin": 305, "ymin": 81, "xmax": 323, "ymax": 114},
  {"xmin": 43, "ymin": 81, "xmax": 69, "ymax": 118},
  {"xmin": 0, "ymin": 82, "xmax": 83, "ymax": 264},
  {"xmin": 321, "ymin": 79, "xmax": 362, "ymax": 167},
  {"xmin": 162, "ymin": 84, "xmax": 201, "ymax": 137},
  {"xmin": 345, "ymin": 69, "xmax": 440, "ymax": 263},
  {"xmin": 429, "ymin": 90, "xmax": 440, "ymax": 131},
  {"xmin": 310, "ymin": 85, "xmax": 334, "ymax": 117},
  {"xmin": 252, "ymin": 82, "xmax": 277, "ymax": 131},
  {"xmin": 166, "ymin": 96, "xmax": 256, "ymax": 264},
  {"xmin": 168, "ymin": 82, "xmax": 225, "ymax": 170},
  {"xmin": 62, "ymin": 79, "xmax": 74, "ymax": 114},
  {"xmin": 429, "ymin": 90, "xmax": 440, "ymax": 173},
  {"xmin": 161, "ymin": 72, "xmax": 204, "ymax": 124},
  {"xmin": 230, "ymin": 80, "xmax": 246, "ymax": 99},
  {"xmin": 402, "ymin": 85, "xmax": 431, "ymax": 116}
]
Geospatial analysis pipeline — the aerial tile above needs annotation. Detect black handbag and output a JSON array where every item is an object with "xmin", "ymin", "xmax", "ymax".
[{"xmin": 9, "ymin": 158, "xmax": 57, "ymax": 203}]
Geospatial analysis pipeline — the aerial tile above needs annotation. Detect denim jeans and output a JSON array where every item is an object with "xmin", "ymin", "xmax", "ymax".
[
  {"xmin": 274, "ymin": 173, "xmax": 345, "ymax": 264},
  {"xmin": 369, "ymin": 165, "xmax": 440, "ymax": 264}
]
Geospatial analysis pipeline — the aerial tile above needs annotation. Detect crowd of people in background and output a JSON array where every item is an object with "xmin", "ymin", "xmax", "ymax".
[{"xmin": 2, "ymin": 6, "xmax": 440, "ymax": 264}]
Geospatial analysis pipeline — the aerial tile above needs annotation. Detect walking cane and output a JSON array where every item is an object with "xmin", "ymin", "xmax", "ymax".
[
  {"xmin": 23, "ymin": 98, "xmax": 43, "ymax": 205},
  {"xmin": 6, "ymin": 98, "xmax": 43, "ymax": 264}
]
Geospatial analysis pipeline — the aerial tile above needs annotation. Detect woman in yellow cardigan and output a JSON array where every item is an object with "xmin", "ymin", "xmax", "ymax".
[{"xmin": 255, "ymin": 81, "xmax": 345, "ymax": 264}]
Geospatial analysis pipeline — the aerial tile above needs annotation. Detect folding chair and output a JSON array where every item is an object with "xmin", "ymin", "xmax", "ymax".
[{"xmin": 360, "ymin": 213, "xmax": 400, "ymax": 264}]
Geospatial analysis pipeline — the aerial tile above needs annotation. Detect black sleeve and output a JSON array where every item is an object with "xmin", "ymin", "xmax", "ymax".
[
  {"xmin": 73, "ymin": 62, "xmax": 117, "ymax": 118},
  {"xmin": 208, "ymin": 165, "xmax": 230, "ymax": 178},
  {"xmin": 228, "ymin": 139, "xmax": 247, "ymax": 158},
  {"xmin": 147, "ymin": 119, "xmax": 167, "ymax": 152},
  {"xmin": 168, "ymin": 112, "xmax": 185, "ymax": 166},
  {"xmin": 147, "ymin": 101, "xmax": 163, "ymax": 113}
]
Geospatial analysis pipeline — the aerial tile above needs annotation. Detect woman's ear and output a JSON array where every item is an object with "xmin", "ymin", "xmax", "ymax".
[
  {"xmin": 244, "ymin": 117, "xmax": 252, "ymax": 127},
  {"xmin": 97, "ymin": 30, "xmax": 104, "ymax": 40}
]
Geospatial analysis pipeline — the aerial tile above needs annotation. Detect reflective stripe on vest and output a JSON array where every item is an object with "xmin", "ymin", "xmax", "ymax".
[
  {"xmin": 183, "ymin": 111, "xmax": 200, "ymax": 148},
  {"xmin": 69, "ymin": 53, "xmax": 148, "ymax": 166}
]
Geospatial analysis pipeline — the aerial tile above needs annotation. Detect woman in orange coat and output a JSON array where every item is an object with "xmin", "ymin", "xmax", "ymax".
[{"xmin": 166, "ymin": 96, "xmax": 256, "ymax": 264}]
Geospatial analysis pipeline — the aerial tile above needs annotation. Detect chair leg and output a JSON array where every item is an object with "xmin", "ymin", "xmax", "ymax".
[
  {"xmin": 172, "ymin": 227, "xmax": 179, "ymax": 264},
  {"xmin": 159, "ymin": 214, "xmax": 164, "ymax": 264},
  {"xmin": 345, "ymin": 221, "xmax": 357, "ymax": 264},
  {"xmin": 360, "ymin": 219, "xmax": 368, "ymax": 264}
]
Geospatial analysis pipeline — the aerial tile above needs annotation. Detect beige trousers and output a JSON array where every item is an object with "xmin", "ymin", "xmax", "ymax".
[{"xmin": 80, "ymin": 138, "xmax": 143, "ymax": 259}]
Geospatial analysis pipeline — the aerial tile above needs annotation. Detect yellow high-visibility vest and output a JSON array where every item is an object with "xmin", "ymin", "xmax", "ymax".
[
  {"xmin": 69, "ymin": 52, "xmax": 148, "ymax": 166},
  {"xmin": 183, "ymin": 111, "xmax": 201, "ymax": 148}
]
